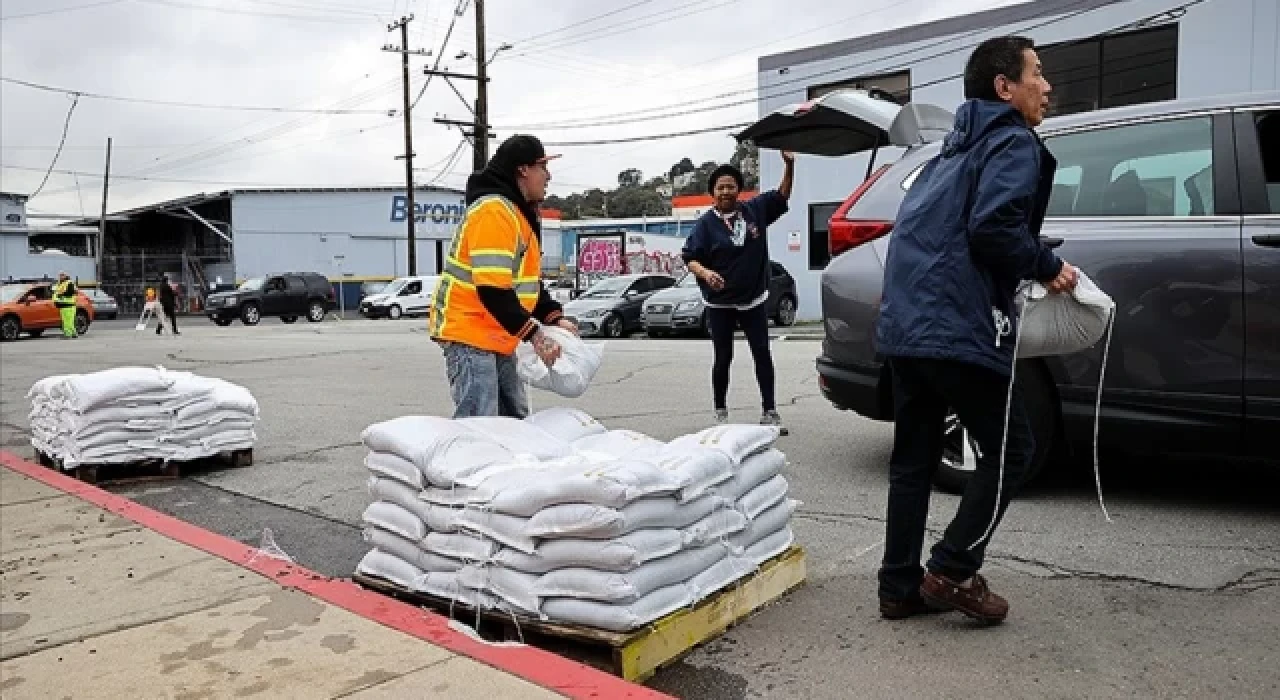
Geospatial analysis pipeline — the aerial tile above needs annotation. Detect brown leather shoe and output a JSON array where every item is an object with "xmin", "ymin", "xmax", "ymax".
[
  {"xmin": 920, "ymin": 572, "xmax": 1009, "ymax": 625},
  {"xmin": 879, "ymin": 596, "xmax": 946, "ymax": 620}
]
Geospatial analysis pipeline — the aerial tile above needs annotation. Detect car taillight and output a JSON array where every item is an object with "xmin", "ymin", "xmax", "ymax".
[{"xmin": 828, "ymin": 163, "xmax": 893, "ymax": 258}]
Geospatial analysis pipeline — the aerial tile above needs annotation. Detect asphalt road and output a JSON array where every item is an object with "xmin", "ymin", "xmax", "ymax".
[{"xmin": 3, "ymin": 318, "xmax": 1277, "ymax": 699}]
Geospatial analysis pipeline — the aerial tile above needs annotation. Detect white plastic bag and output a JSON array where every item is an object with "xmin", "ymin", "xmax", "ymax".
[
  {"xmin": 365, "ymin": 451, "xmax": 425, "ymax": 489},
  {"xmin": 526, "ymin": 407, "xmax": 607, "ymax": 443},
  {"xmin": 668, "ymin": 425, "xmax": 780, "ymax": 464},
  {"xmin": 356, "ymin": 548, "xmax": 425, "ymax": 589},
  {"xmin": 533, "ymin": 544, "xmax": 726, "ymax": 603},
  {"xmin": 1016, "ymin": 272, "xmax": 1115, "ymax": 358},
  {"xmin": 736, "ymin": 475, "xmax": 789, "ymax": 520},
  {"xmin": 709, "ymin": 449, "xmax": 786, "ymax": 503},
  {"xmin": 682, "ymin": 508, "xmax": 749, "ymax": 547},
  {"xmin": 490, "ymin": 529, "xmax": 685, "ymax": 574},
  {"xmin": 361, "ymin": 501, "xmax": 429, "ymax": 542},
  {"xmin": 571, "ymin": 430, "xmax": 667, "ymax": 461},
  {"xmin": 540, "ymin": 583, "xmax": 694, "ymax": 632},
  {"xmin": 527, "ymin": 494, "xmax": 724, "ymax": 539},
  {"xmin": 515, "ymin": 325, "xmax": 605, "ymax": 398},
  {"xmin": 422, "ymin": 458, "xmax": 682, "ymax": 516},
  {"xmin": 362, "ymin": 527, "xmax": 464, "ymax": 572},
  {"xmin": 457, "ymin": 416, "xmax": 575, "ymax": 461},
  {"xmin": 458, "ymin": 564, "xmax": 543, "ymax": 616}
]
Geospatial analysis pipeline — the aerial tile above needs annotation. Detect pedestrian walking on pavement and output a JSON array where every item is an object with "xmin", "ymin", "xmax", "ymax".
[
  {"xmin": 680, "ymin": 151, "xmax": 794, "ymax": 434},
  {"xmin": 429, "ymin": 134, "xmax": 577, "ymax": 418},
  {"xmin": 53, "ymin": 271, "xmax": 78, "ymax": 339},
  {"xmin": 157, "ymin": 275, "xmax": 179, "ymax": 336},
  {"xmin": 874, "ymin": 36, "xmax": 1080, "ymax": 625}
]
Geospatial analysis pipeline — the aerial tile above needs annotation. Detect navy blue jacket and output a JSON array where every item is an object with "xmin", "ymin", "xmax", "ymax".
[
  {"xmin": 875, "ymin": 100, "xmax": 1062, "ymax": 376},
  {"xmin": 681, "ymin": 190, "xmax": 788, "ymax": 306}
]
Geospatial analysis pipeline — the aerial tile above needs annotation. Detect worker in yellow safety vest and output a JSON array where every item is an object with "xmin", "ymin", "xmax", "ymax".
[
  {"xmin": 429, "ymin": 134, "xmax": 577, "ymax": 418},
  {"xmin": 53, "ymin": 271, "xmax": 79, "ymax": 339}
]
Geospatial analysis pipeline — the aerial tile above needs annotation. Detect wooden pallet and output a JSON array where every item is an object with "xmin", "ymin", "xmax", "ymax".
[
  {"xmin": 354, "ymin": 545, "xmax": 807, "ymax": 683},
  {"xmin": 33, "ymin": 447, "xmax": 253, "ymax": 486}
]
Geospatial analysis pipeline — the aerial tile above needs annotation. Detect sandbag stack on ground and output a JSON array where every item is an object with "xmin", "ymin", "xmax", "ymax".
[
  {"xmin": 27, "ymin": 367, "xmax": 259, "ymax": 468},
  {"xmin": 355, "ymin": 407, "xmax": 798, "ymax": 632}
]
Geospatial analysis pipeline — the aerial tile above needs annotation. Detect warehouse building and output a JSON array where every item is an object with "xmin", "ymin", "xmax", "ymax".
[
  {"xmin": 757, "ymin": 0, "xmax": 1279, "ymax": 320},
  {"xmin": 55, "ymin": 186, "xmax": 465, "ymax": 313},
  {"xmin": 1, "ymin": 192, "xmax": 98, "ymax": 283}
]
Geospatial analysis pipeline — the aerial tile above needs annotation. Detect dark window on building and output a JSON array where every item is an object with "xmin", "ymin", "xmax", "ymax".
[
  {"xmin": 808, "ymin": 70, "xmax": 911, "ymax": 104},
  {"xmin": 809, "ymin": 202, "xmax": 842, "ymax": 270},
  {"xmin": 1040, "ymin": 24, "xmax": 1178, "ymax": 117}
]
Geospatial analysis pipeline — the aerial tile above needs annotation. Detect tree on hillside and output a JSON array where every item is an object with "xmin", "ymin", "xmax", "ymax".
[
  {"xmin": 731, "ymin": 141, "xmax": 760, "ymax": 190},
  {"xmin": 617, "ymin": 168, "xmax": 643, "ymax": 188}
]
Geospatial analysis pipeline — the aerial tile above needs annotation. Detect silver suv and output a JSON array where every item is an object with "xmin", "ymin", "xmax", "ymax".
[{"xmin": 742, "ymin": 90, "xmax": 1280, "ymax": 491}]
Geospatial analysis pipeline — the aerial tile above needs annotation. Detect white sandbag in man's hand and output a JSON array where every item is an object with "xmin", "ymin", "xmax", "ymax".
[{"xmin": 1046, "ymin": 260, "xmax": 1080, "ymax": 294}]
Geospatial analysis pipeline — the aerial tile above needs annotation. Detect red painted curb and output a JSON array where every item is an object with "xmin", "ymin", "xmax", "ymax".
[{"xmin": 1, "ymin": 451, "xmax": 673, "ymax": 700}]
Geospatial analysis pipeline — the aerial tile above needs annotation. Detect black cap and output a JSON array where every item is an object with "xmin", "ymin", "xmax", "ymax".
[
  {"xmin": 490, "ymin": 134, "xmax": 561, "ymax": 172},
  {"xmin": 707, "ymin": 164, "xmax": 744, "ymax": 194}
]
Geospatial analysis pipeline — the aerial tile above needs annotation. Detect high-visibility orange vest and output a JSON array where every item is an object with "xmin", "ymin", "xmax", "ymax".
[{"xmin": 429, "ymin": 195, "xmax": 542, "ymax": 355}]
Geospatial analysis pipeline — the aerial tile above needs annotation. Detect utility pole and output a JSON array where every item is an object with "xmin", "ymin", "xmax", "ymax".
[
  {"xmin": 384, "ymin": 16, "xmax": 431, "ymax": 276},
  {"xmin": 473, "ymin": 0, "xmax": 489, "ymax": 171},
  {"xmin": 96, "ymin": 137, "xmax": 111, "ymax": 284}
]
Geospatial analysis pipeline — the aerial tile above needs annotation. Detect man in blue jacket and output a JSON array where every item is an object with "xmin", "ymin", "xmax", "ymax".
[{"xmin": 875, "ymin": 36, "xmax": 1078, "ymax": 625}]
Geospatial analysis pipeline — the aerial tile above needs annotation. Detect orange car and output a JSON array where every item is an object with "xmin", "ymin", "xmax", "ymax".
[{"xmin": 0, "ymin": 282, "xmax": 94, "ymax": 341}]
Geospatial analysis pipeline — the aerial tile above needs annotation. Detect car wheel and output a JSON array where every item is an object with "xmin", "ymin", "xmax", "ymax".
[
  {"xmin": 241, "ymin": 303, "xmax": 261, "ymax": 326},
  {"xmin": 28, "ymin": 329, "xmax": 45, "ymax": 338},
  {"xmin": 214, "ymin": 318, "xmax": 233, "ymax": 327},
  {"xmin": 0, "ymin": 316, "xmax": 19, "ymax": 342},
  {"xmin": 603, "ymin": 313, "xmax": 624, "ymax": 338},
  {"xmin": 933, "ymin": 363, "xmax": 1057, "ymax": 495},
  {"xmin": 307, "ymin": 301, "xmax": 326, "ymax": 322},
  {"xmin": 775, "ymin": 295, "xmax": 797, "ymax": 327},
  {"xmin": 280, "ymin": 315, "xmax": 298, "ymax": 324},
  {"xmin": 388, "ymin": 304, "xmax": 403, "ymax": 320},
  {"xmin": 74, "ymin": 310, "xmax": 90, "ymax": 336}
]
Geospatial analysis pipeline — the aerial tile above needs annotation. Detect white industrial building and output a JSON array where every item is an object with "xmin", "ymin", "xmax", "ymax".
[
  {"xmin": 1, "ymin": 192, "xmax": 97, "ymax": 283},
  {"xmin": 757, "ymin": 0, "xmax": 1280, "ymax": 320},
  {"xmin": 56, "ymin": 186, "xmax": 465, "ymax": 312}
]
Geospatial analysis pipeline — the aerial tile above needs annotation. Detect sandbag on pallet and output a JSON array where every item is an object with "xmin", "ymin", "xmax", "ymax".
[
  {"xmin": 362, "ymin": 527, "xmax": 465, "ymax": 573},
  {"xmin": 365, "ymin": 451, "xmax": 423, "ymax": 489},
  {"xmin": 539, "ymin": 583, "xmax": 696, "ymax": 633},
  {"xmin": 736, "ymin": 475, "xmax": 789, "ymax": 520},
  {"xmin": 458, "ymin": 564, "xmax": 543, "ymax": 616},
  {"xmin": 525, "ymin": 406, "xmax": 607, "ymax": 443},
  {"xmin": 490, "ymin": 529, "xmax": 686, "ymax": 574},
  {"xmin": 361, "ymin": 416, "xmax": 516, "ymax": 487},
  {"xmin": 533, "ymin": 543, "xmax": 727, "ymax": 603},
  {"xmin": 668, "ymin": 425, "xmax": 780, "ymax": 464},
  {"xmin": 458, "ymin": 416, "xmax": 575, "ymax": 461},
  {"xmin": 527, "ymin": 494, "xmax": 725, "ymax": 539}
]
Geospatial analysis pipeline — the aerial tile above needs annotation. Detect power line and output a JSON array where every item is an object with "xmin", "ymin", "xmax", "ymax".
[
  {"xmin": 504, "ymin": 0, "xmax": 657, "ymax": 46},
  {"xmin": 134, "ymin": 0, "xmax": 382, "ymax": 24},
  {"xmin": 1, "ymin": 0, "xmax": 125, "ymax": 21},
  {"xmin": 502, "ymin": 0, "xmax": 1196, "ymax": 133},
  {"xmin": 28, "ymin": 95, "xmax": 81, "ymax": 199},
  {"xmin": 412, "ymin": 0, "xmax": 468, "ymax": 110},
  {"xmin": 513, "ymin": 0, "xmax": 740, "ymax": 55},
  {"xmin": 1, "ymin": 77, "xmax": 397, "ymax": 114},
  {"xmin": 543, "ymin": 122, "xmax": 749, "ymax": 147},
  {"xmin": 521, "ymin": 0, "xmax": 1205, "ymax": 147}
]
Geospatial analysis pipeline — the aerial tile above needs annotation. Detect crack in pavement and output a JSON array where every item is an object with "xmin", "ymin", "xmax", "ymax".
[
  {"xmin": 163, "ymin": 348, "xmax": 369, "ymax": 368},
  {"xmin": 255, "ymin": 441, "xmax": 364, "ymax": 465},
  {"xmin": 595, "ymin": 361, "xmax": 673, "ymax": 386}
]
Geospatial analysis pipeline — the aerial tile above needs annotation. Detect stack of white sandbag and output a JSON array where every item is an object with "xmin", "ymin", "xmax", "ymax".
[
  {"xmin": 355, "ymin": 407, "xmax": 798, "ymax": 632},
  {"xmin": 27, "ymin": 366, "xmax": 259, "ymax": 468}
]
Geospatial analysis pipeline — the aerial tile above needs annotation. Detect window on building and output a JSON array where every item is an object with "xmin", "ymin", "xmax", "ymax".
[
  {"xmin": 1039, "ymin": 25, "xmax": 1178, "ymax": 117},
  {"xmin": 809, "ymin": 202, "xmax": 843, "ymax": 269},
  {"xmin": 808, "ymin": 70, "xmax": 911, "ymax": 104},
  {"xmin": 1043, "ymin": 116, "xmax": 1214, "ymax": 218}
]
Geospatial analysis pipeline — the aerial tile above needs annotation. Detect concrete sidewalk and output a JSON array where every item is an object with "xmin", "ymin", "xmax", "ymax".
[{"xmin": 0, "ymin": 455, "xmax": 667, "ymax": 699}]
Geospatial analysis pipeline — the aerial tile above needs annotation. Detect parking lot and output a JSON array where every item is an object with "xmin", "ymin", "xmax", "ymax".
[{"xmin": 2, "ymin": 318, "xmax": 1278, "ymax": 699}]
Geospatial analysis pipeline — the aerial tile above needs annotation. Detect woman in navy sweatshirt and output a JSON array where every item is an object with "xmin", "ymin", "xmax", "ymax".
[{"xmin": 681, "ymin": 150, "xmax": 795, "ymax": 433}]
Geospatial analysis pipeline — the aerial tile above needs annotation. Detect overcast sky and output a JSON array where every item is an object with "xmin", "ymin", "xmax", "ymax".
[{"xmin": 1, "ymin": 0, "xmax": 1014, "ymax": 217}]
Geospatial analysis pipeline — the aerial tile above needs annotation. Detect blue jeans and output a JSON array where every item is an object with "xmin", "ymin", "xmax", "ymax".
[
  {"xmin": 878, "ymin": 356, "xmax": 1034, "ymax": 602},
  {"xmin": 441, "ymin": 342, "xmax": 529, "ymax": 419}
]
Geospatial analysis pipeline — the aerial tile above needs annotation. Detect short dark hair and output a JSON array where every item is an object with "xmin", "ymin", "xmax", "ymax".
[
  {"xmin": 707, "ymin": 164, "xmax": 744, "ymax": 194},
  {"xmin": 964, "ymin": 36, "xmax": 1036, "ymax": 101}
]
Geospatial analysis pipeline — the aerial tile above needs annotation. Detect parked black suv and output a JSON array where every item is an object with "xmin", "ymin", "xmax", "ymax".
[{"xmin": 206, "ymin": 272, "xmax": 336, "ymax": 326}]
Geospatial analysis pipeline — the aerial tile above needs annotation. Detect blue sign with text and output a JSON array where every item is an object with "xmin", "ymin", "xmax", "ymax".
[{"xmin": 390, "ymin": 196, "xmax": 466, "ymax": 225}]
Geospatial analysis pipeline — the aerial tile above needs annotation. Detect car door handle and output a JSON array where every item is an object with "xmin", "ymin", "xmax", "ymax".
[
  {"xmin": 1252, "ymin": 233, "xmax": 1280, "ymax": 247},
  {"xmin": 1040, "ymin": 235, "xmax": 1065, "ymax": 248}
]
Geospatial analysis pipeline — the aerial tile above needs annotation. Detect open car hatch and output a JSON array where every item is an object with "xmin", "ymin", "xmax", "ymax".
[{"xmin": 736, "ymin": 89, "xmax": 954, "ymax": 157}]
